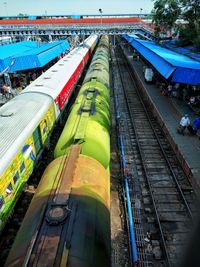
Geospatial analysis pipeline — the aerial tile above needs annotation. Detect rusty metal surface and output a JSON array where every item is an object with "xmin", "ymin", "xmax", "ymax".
[
  {"xmin": 5, "ymin": 148, "xmax": 110, "ymax": 267},
  {"xmin": 55, "ymin": 145, "xmax": 81, "ymax": 204}
]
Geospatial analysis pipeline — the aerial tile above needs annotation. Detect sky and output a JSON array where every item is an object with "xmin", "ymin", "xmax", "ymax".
[{"xmin": 0, "ymin": 0, "xmax": 154, "ymax": 16}]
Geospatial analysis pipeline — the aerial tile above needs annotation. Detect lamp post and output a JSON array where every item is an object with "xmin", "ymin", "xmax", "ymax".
[
  {"xmin": 3, "ymin": 2, "xmax": 8, "ymax": 17},
  {"xmin": 99, "ymin": 8, "xmax": 103, "ymax": 31},
  {"xmin": 140, "ymin": 8, "xmax": 143, "ymax": 18}
]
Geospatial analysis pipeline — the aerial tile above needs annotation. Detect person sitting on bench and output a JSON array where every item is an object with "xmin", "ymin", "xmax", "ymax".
[{"xmin": 193, "ymin": 117, "xmax": 200, "ymax": 134}]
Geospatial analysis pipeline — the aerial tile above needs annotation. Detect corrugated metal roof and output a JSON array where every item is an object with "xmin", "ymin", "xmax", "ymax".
[
  {"xmin": 0, "ymin": 41, "xmax": 44, "ymax": 59},
  {"xmin": 0, "ymin": 40, "xmax": 70, "ymax": 72},
  {"xmin": 124, "ymin": 35, "xmax": 200, "ymax": 85}
]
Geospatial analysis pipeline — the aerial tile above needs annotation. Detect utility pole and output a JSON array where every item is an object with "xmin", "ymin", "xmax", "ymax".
[
  {"xmin": 99, "ymin": 8, "xmax": 103, "ymax": 32},
  {"xmin": 3, "ymin": 2, "xmax": 8, "ymax": 17},
  {"xmin": 140, "ymin": 8, "xmax": 143, "ymax": 18}
]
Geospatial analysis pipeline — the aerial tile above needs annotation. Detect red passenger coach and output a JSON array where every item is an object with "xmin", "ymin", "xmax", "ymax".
[
  {"xmin": 56, "ymin": 59, "xmax": 84, "ymax": 109},
  {"xmin": 22, "ymin": 35, "xmax": 98, "ymax": 118},
  {"xmin": 84, "ymin": 50, "xmax": 90, "ymax": 63}
]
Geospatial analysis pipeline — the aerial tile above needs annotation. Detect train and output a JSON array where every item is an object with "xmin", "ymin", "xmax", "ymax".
[
  {"xmin": 5, "ymin": 35, "xmax": 111, "ymax": 267},
  {"xmin": 54, "ymin": 35, "xmax": 110, "ymax": 169},
  {"xmin": 0, "ymin": 34, "xmax": 98, "ymax": 233}
]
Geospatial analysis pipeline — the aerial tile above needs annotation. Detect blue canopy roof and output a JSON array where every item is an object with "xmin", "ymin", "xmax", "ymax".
[
  {"xmin": 161, "ymin": 39, "xmax": 200, "ymax": 62},
  {"xmin": 0, "ymin": 40, "xmax": 70, "ymax": 72},
  {"xmin": 123, "ymin": 35, "xmax": 200, "ymax": 85}
]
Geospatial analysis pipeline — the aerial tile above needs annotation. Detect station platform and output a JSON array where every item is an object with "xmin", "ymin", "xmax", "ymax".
[
  {"xmin": 0, "ymin": 90, "xmax": 19, "ymax": 107},
  {"xmin": 0, "ymin": 94, "xmax": 8, "ymax": 106},
  {"xmin": 122, "ymin": 45, "xmax": 200, "ymax": 190}
]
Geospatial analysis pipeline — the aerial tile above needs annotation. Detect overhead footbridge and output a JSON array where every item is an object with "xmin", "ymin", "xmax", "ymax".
[{"xmin": 0, "ymin": 17, "xmax": 153, "ymax": 36}]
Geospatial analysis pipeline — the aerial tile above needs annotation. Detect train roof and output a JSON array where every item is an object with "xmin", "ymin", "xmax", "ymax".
[
  {"xmin": 21, "ymin": 49, "xmax": 87, "ymax": 99},
  {"xmin": 0, "ymin": 93, "xmax": 52, "ymax": 176},
  {"xmin": 82, "ymin": 34, "xmax": 98, "ymax": 47},
  {"xmin": 21, "ymin": 35, "xmax": 98, "ymax": 99}
]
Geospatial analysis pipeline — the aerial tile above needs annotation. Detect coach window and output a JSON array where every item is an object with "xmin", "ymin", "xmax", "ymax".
[
  {"xmin": 13, "ymin": 171, "xmax": 19, "ymax": 184},
  {"xmin": 6, "ymin": 183, "xmax": 13, "ymax": 196},
  {"xmin": 0, "ymin": 196, "xmax": 4, "ymax": 210},
  {"xmin": 33, "ymin": 126, "xmax": 43, "ymax": 155},
  {"xmin": 20, "ymin": 161, "xmax": 25, "ymax": 173}
]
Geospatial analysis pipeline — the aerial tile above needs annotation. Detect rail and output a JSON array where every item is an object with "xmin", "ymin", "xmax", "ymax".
[
  {"xmin": 114, "ymin": 94, "xmax": 139, "ymax": 266},
  {"xmin": 112, "ymin": 41, "xmax": 196, "ymax": 266},
  {"xmin": 120, "ymin": 47, "xmax": 194, "ymax": 221}
]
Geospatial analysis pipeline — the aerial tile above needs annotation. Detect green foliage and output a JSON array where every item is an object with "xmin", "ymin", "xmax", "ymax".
[
  {"xmin": 152, "ymin": 0, "xmax": 181, "ymax": 32},
  {"xmin": 152, "ymin": 0, "xmax": 200, "ymax": 51},
  {"xmin": 176, "ymin": 26, "xmax": 195, "ymax": 46},
  {"xmin": 180, "ymin": 0, "xmax": 200, "ymax": 26},
  {"xmin": 17, "ymin": 13, "xmax": 28, "ymax": 17},
  {"xmin": 193, "ymin": 31, "xmax": 200, "ymax": 50}
]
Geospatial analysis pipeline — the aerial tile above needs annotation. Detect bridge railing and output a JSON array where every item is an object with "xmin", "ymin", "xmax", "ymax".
[
  {"xmin": 0, "ymin": 23, "xmax": 143, "ymax": 30},
  {"xmin": 0, "ymin": 23, "xmax": 155, "ymax": 37}
]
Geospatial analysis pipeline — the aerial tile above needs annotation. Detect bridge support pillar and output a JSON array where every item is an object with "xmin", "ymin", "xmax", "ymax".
[{"xmin": 49, "ymin": 35, "xmax": 52, "ymax": 42}]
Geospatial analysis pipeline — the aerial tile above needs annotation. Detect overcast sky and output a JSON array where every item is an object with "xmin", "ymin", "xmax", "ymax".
[{"xmin": 0, "ymin": 0, "xmax": 154, "ymax": 16}]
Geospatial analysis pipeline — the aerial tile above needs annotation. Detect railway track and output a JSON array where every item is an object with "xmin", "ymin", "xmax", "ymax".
[{"xmin": 111, "ymin": 42, "xmax": 198, "ymax": 266}]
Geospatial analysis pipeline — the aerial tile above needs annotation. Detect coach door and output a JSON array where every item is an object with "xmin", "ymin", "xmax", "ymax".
[{"xmin": 33, "ymin": 126, "xmax": 43, "ymax": 156}]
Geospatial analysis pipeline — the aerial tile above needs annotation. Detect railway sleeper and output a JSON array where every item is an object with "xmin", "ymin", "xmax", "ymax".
[
  {"xmin": 159, "ymin": 212, "xmax": 191, "ymax": 222},
  {"xmin": 157, "ymin": 204, "xmax": 186, "ymax": 212},
  {"xmin": 152, "ymin": 189, "xmax": 181, "ymax": 195},
  {"xmin": 150, "ymin": 181, "xmax": 177, "ymax": 187},
  {"xmin": 152, "ymin": 246, "xmax": 163, "ymax": 260}
]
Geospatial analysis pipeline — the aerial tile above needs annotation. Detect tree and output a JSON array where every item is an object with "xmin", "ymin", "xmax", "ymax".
[
  {"xmin": 17, "ymin": 13, "xmax": 28, "ymax": 17},
  {"xmin": 178, "ymin": 0, "xmax": 200, "ymax": 48},
  {"xmin": 152, "ymin": 0, "xmax": 181, "ymax": 38},
  {"xmin": 152, "ymin": 0, "xmax": 200, "ymax": 50},
  {"xmin": 180, "ymin": 0, "xmax": 200, "ymax": 28}
]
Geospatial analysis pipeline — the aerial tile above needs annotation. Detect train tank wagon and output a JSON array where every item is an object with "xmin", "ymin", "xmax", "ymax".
[
  {"xmin": 54, "ymin": 36, "xmax": 110, "ymax": 169},
  {"xmin": 0, "ymin": 93, "xmax": 55, "ymax": 232},
  {"xmin": 5, "ymin": 145, "xmax": 111, "ymax": 267},
  {"xmin": 21, "ymin": 35, "xmax": 98, "ymax": 119},
  {"xmin": 83, "ymin": 35, "xmax": 110, "ymax": 89}
]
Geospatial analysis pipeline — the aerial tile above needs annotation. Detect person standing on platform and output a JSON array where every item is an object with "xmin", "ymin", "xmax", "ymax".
[
  {"xmin": 182, "ymin": 87, "xmax": 188, "ymax": 101},
  {"xmin": 167, "ymin": 84, "xmax": 173, "ymax": 97},
  {"xmin": 31, "ymin": 72, "xmax": 36, "ymax": 81},
  {"xmin": 2, "ymin": 84, "xmax": 7, "ymax": 99},
  {"xmin": 160, "ymin": 83, "xmax": 168, "ymax": 96},
  {"xmin": 178, "ymin": 114, "xmax": 190, "ymax": 135},
  {"xmin": 7, "ymin": 86, "xmax": 15, "ymax": 99}
]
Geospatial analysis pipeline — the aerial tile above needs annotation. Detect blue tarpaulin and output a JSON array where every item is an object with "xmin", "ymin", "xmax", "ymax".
[
  {"xmin": 161, "ymin": 40, "xmax": 200, "ymax": 62},
  {"xmin": 123, "ymin": 34, "xmax": 137, "ymax": 43},
  {"xmin": 0, "ymin": 40, "xmax": 70, "ymax": 72},
  {"xmin": 123, "ymin": 35, "xmax": 200, "ymax": 85}
]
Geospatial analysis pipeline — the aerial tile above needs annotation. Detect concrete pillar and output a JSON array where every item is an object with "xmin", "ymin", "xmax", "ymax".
[{"xmin": 49, "ymin": 35, "xmax": 52, "ymax": 42}]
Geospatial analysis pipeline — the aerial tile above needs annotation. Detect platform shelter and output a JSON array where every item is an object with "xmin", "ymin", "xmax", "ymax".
[
  {"xmin": 123, "ymin": 35, "xmax": 200, "ymax": 85},
  {"xmin": 0, "ymin": 40, "xmax": 70, "ymax": 73}
]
